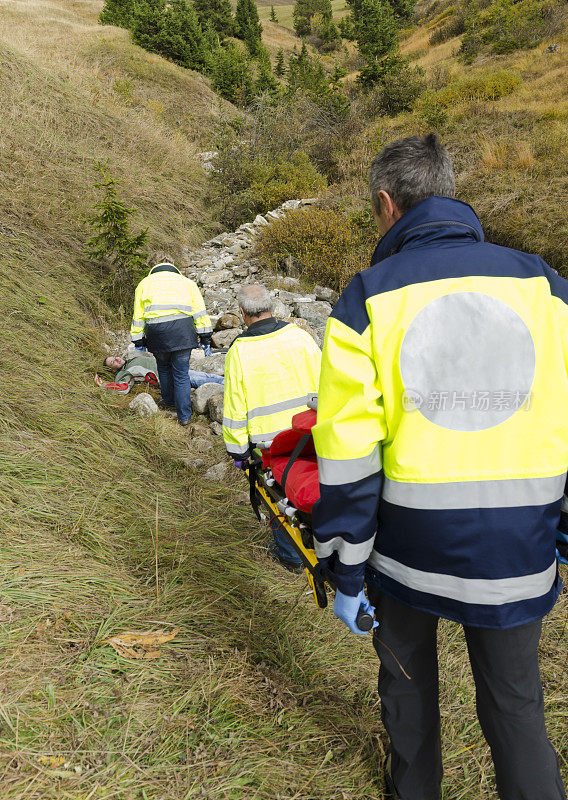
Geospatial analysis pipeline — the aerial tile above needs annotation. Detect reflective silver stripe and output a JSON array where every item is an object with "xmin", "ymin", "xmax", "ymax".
[
  {"xmin": 223, "ymin": 417, "xmax": 248, "ymax": 430},
  {"xmin": 131, "ymin": 318, "xmax": 145, "ymax": 327},
  {"xmin": 226, "ymin": 442, "xmax": 249, "ymax": 455},
  {"xmin": 318, "ymin": 445, "xmax": 382, "ymax": 486},
  {"xmin": 369, "ymin": 551, "xmax": 557, "ymax": 605},
  {"xmin": 197, "ymin": 326, "xmax": 213, "ymax": 333},
  {"xmin": 314, "ymin": 534, "xmax": 376, "ymax": 566},
  {"xmin": 248, "ymin": 394, "xmax": 311, "ymax": 420},
  {"xmin": 146, "ymin": 303, "xmax": 193, "ymax": 314},
  {"xmin": 131, "ymin": 335, "xmax": 144, "ymax": 342},
  {"xmin": 193, "ymin": 310, "xmax": 208, "ymax": 319},
  {"xmin": 251, "ymin": 429, "xmax": 285, "ymax": 443},
  {"xmin": 383, "ymin": 474, "xmax": 566, "ymax": 510},
  {"xmin": 146, "ymin": 313, "xmax": 191, "ymax": 325}
]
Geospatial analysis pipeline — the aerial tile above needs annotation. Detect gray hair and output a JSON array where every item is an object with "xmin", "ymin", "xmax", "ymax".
[
  {"xmin": 147, "ymin": 250, "xmax": 175, "ymax": 268},
  {"xmin": 369, "ymin": 133, "xmax": 455, "ymax": 214},
  {"xmin": 238, "ymin": 284, "xmax": 273, "ymax": 317}
]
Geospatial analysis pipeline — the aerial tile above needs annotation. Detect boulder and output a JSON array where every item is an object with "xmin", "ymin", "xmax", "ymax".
[
  {"xmin": 277, "ymin": 277, "xmax": 301, "ymax": 292},
  {"xmin": 292, "ymin": 300, "xmax": 332, "ymax": 327},
  {"xmin": 210, "ymin": 421, "xmax": 223, "ymax": 436},
  {"xmin": 212, "ymin": 328, "xmax": 242, "ymax": 348},
  {"xmin": 192, "ymin": 436, "xmax": 213, "ymax": 453},
  {"xmin": 207, "ymin": 393, "xmax": 224, "ymax": 424},
  {"xmin": 314, "ymin": 285, "xmax": 339, "ymax": 304},
  {"xmin": 193, "ymin": 382, "xmax": 224, "ymax": 415},
  {"xmin": 129, "ymin": 393, "xmax": 158, "ymax": 417},
  {"xmin": 215, "ymin": 312, "xmax": 241, "ymax": 331}
]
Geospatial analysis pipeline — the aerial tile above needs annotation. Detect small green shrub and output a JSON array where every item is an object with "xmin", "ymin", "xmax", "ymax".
[
  {"xmin": 99, "ymin": 0, "xmax": 137, "ymax": 28},
  {"xmin": 212, "ymin": 43, "xmax": 255, "ymax": 105},
  {"xmin": 437, "ymin": 69, "xmax": 521, "ymax": 105},
  {"xmin": 254, "ymin": 206, "xmax": 367, "ymax": 291},
  {"xmin": 376, "ymin": 63, "xmax": 425, "ymax": 116},
  {"xmin": 415, "ymin": 90, "xmax": 449, "ymax": 127},
  {"xmin": 428, "ymin": 10, "xmax": 466, "ymax": 44}
]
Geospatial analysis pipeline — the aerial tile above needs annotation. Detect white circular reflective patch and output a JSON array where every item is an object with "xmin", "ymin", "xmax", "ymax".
[{"xmin": 399, "ymin": 292, "xmax": 535, "ymax": 431}]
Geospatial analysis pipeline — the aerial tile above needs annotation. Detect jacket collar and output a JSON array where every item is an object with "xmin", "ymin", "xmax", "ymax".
[
  {"xmin": 149, "ymin": 262, "xmax": 181, "ymax": 275},
  {"xmin": 371, "ymin": 197, "xmax": 484, "ymax": 265},
  {"xmin": 242, "ymin": 316, "xmax": 288, "ymax": 337}
]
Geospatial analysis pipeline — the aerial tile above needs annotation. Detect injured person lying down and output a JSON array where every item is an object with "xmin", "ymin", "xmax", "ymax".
[{"xmin": 95, "ymin": 354, "xmax": 224, "ymax": 394}]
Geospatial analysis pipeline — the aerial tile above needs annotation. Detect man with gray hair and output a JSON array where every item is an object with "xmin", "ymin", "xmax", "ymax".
[
  {"xmin": 223, "ymin": 283, "xmax": 321, "ymax": 570},
  {"xmin": 313, "ymin": 133, "xmax": 568, "ymax": 798}
]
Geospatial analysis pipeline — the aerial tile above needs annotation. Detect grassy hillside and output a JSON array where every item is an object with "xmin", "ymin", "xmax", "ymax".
[{"xmin": 0, "ymin": 1, "xmax": 567, "ymax": 799}]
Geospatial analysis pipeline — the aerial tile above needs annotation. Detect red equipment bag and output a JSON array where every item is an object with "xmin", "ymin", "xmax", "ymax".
[{"xmin": 266, "ymin": 409, "xmax": 320, "ymax": 513}]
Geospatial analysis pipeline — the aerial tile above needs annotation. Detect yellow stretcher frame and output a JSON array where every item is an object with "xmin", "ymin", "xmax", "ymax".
[{"xmin": 250, "ymin": 467, "xmax": 331, "ymax": 609}]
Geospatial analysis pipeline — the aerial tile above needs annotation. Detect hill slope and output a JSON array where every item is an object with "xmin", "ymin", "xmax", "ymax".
[{"xmin": 0, "ymin": 2, "xmax": 566, "ymax": 799}]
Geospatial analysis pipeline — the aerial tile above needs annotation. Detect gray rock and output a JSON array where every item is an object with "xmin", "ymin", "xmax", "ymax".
[
  {"xmin": 201, "ymin": 269, "xmax": 232, "ymax": 286},
  {"xmin": 184, "ymin": 457, "xmax": 206, "ymax": 469},
  {"xmin": 276, "ymin": 277, "xmax": 301, "ymax": 291},
  {"xmin": 215, "ymin": 312, "xmax": 241, "ymax": 331},
  {"xmin": 292, "ymin": 300, "xmax": 332, "ymax": 326},
  {"xmin": 193, "ymin": 382, "xmax": 224, "ymax": 415},
  {"xmin": 128, "ymin": 393, "xmax": 158, "ymax": 416},
  {"xmin": 195, "ymin": 352, "xmax": 226, "ymax": 376},
  {"xmin": 253, "ymin": 214, "xmax": 269, "ymax": 227},
  {"xmin": 314, "ymin": 285, "xmax": 339, "ymax": 304},
  {"xmin": 205, "ymin": 461, "xmax": 233, "ymax": 483},
  {"xmin": 192, "ymin": 436, "xmax": 213, "ymax": 453},
  {"xmin": 207, "ymin": 393, "xmax": 224, "ymax": 424},
  {"xmin": 210, "ymin": 421, "xmax": 223, "ymax": 435},
  {"xmin": 272, "ymin": 298, "xmax": 292, "ymax": 318},
  {"xmin": 212, "ymin": 328, "xmax": 242, "ymax": 348}
]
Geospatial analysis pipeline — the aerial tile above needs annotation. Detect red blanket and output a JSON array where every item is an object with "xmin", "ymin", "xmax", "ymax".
[{"xmin": 266, "ymin": 410, "xmax": 320, "ymax": 513}]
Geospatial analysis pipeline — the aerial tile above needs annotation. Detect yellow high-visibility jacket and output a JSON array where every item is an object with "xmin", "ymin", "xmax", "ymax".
[
  {"xmin": 313, "ymin": 197, "xmax": 568, "ymax": 630},
  {"xmin": 223, "ymin": 318, "xmax": 321, "ymax": 458},
  {"xmin": 130, "ymin": 263, "xmax": 212, "ymax": 352}
]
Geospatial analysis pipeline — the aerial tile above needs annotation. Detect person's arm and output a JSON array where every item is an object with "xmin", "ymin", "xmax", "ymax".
[
  {"xmin": 130, "ymin": 282, "xmax": 146, "ymax": 347},
  {"xmin": 222, "ymin": 346, "xmax": 250, "ymax": 460},
  {"xmin": 312, "ymin": 274, "xmax": 387, "ymax": 598},
  {"xmin": 190, "ymin": 281, "xmax": 213, "ymax": 342}
]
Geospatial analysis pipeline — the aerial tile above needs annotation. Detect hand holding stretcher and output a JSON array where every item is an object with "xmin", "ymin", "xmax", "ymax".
[{"xmin": 246, "ymin": 408, "xmax": 374, "ymax": 632}]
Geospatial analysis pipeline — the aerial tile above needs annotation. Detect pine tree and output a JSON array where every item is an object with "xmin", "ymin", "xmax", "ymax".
[
  {"xmin": 352, "ymin": 0, "xmax": 399, "ymax": 85},
  {"xmin": 85, "ymin": 164, "xmax": 148, "ymax": 307},
  {"xmin": 234, "ymin": 0, "xmax": 263, "ymax": 56},
  {"xmin": 338, "ymin": 13, "xmax": 355, "ymax": 39},
  {"xmin": 132, "ymin": 0, "xmax": 167, "ymax": 55},
  {"xmin": 193, "ymin": 0, "xmax": 234, "ymax": 37},
  {"xmin": 274, "ymin": 47, "xmax": 285, "ymax": 76},
  {"xmin": 287, "ymin": 41, "xmax": 328, "ymax": 95},
  {"xmin": 99, "ymin": 0, "xmax": 137, "ymax": 28},
  {"xmin": 255, "ymin": 47, "xmax": 280, "ymax": 94},
  {"xmin": 212, "ymin": 44, "xmax": 255, "ymax": 105},
  {"xmin": 269, "ymin": 4, "xmax": 278, "ymax": 21},
  {"xmin": 292, "ymin": 0, "xmax": 332, "ymax": 37}
]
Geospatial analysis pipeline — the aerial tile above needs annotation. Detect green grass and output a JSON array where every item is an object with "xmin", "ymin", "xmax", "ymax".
[{"xmin": 256, "ymin": 0, "xmax": 349, "ymax": 30}]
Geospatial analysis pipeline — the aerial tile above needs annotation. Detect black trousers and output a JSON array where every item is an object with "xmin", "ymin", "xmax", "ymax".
[{"xmin": 367, "ymin": 590, "xmax": 566, "ymax": 800}]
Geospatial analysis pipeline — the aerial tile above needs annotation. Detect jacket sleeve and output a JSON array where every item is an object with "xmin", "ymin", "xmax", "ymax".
[
  {"xmin": 130, "ymin": 282, "xmax": 146, "ymax": 344},
  {"xmin": 190, "ymin": 281, "xmax": 212, "ymax": 335},
  {"xmin": 222, "ymin": 345, "xmax": 250, "ymax": 458},
  {"xmin": 312, "ymin": 274, "xmax": 387, "ymax": 596}
]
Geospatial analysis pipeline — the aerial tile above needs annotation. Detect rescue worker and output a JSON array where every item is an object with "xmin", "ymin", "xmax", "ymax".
[
  {"xmin": 223, "ymin": 284, "xmax": 321, "ymax": 570},
  {"xmin": 312, "ymin": 133, "xmax": 568, "ymax": 800},
  {"xmin": 130, "ymin": 252, "xmax": 212, "ymax": 426}
]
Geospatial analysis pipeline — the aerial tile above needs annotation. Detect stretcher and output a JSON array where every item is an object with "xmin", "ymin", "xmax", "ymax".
[{"xmin": 246, "ymin": 405, "xmax": 374, "ymax": 630}]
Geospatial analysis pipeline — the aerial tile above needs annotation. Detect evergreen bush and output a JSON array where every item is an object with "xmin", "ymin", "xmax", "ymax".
[
  {"xmin": 212, "ymin": 44, "xmax": 255, "ymax": 105},
  {"xmin": 234, "ymin": 0, "xmax": 263, "ymax": 55},
  {"xmin": 193, "ymin": 0, "xmax": 234, "ymax": 37},
  {"xmin": 85, "ymin": 165, "xmax": 148, "ymax": 307},
  {"xmin": 99, "ymin": 0, "xmax": 138, "ymax": 28}
]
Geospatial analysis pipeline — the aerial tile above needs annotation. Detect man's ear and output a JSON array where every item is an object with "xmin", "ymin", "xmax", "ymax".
[{"xmin": 378, "ymin": 190, "xmax": 401, "ymax": 223}]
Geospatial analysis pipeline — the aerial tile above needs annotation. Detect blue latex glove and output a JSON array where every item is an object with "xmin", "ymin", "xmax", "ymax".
[
  {"xmin": 134, "ymin": 346, "xmax": 146, "ymax": 353},
  {"xmin": 233, "ymin": 459, "xmax": 248, "ymax": 470},
  {"xmin": 333, "ymin": 589, "xmax": 379, "ymax": 635},
  {"xmin": 203, "ymin": 344, "xmax": 211, "ymax": 357}
]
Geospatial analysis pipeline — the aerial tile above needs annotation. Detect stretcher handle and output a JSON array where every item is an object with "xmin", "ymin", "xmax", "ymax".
[{"xmin": 356, "ymin": 608, "xmax": 374, "ymax": 632}]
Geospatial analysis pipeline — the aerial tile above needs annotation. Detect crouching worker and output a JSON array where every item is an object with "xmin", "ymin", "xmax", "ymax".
[
  {"xmin": 130, "ymin": 252, "xmax": 212, "ymax": 426},
  {"xmin": 223, "ymin": 284, "xmax": 321, "ymax": 571},
  {"xmin": 95, "ymin": 354, "xmax": 224, "ymax": 394}
]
